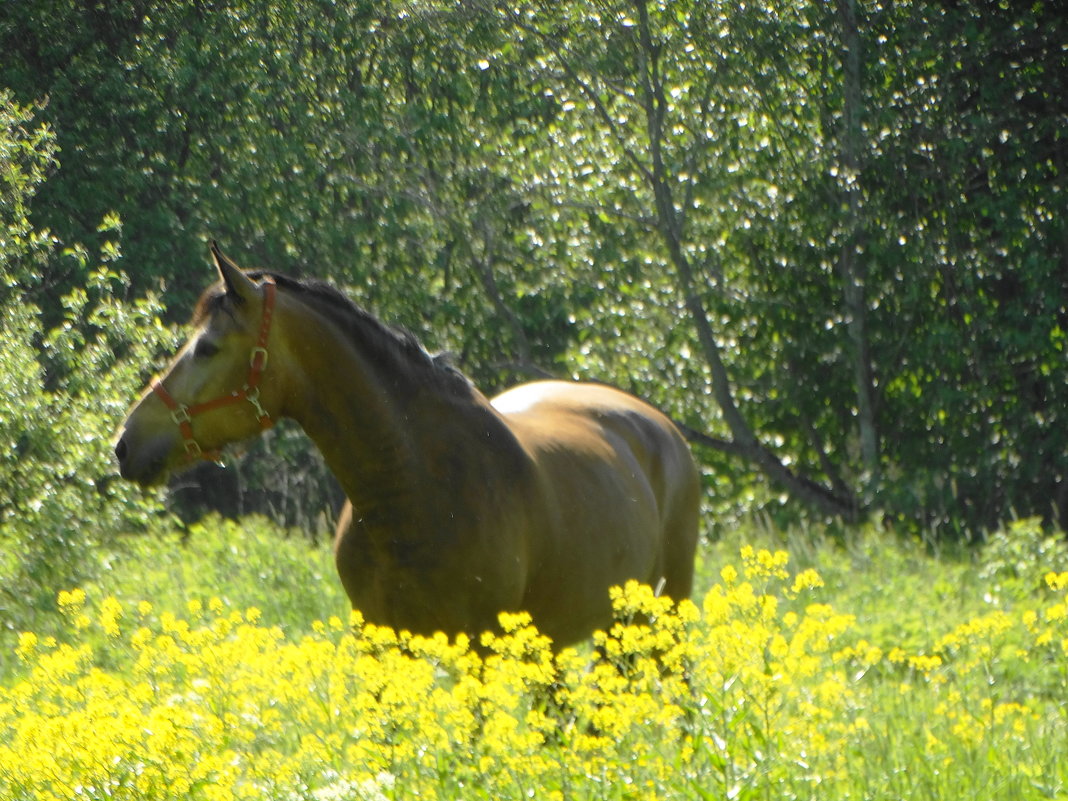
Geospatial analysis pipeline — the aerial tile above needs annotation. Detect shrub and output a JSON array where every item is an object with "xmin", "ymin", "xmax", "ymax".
[{"xmin": 0, "ymin": 91, "xmax": 176, "ymax": 628}]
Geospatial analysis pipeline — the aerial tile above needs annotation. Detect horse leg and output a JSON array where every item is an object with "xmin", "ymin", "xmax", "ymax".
[{"xmin": 658, "ymin": 470, "xmax": 701, "ymax": 602}]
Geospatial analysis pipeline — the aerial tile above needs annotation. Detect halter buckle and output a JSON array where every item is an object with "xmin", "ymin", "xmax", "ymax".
[
  {"xmin": 249, "ymin": 346, "xmax": 269, "ymax": 371},
  {"xmin": 184, "ymin": 439, "xmax": 203, "ymax": 457},
  {"xmin": 171, "ymin": 405, "xmax": 192, "ymax": 425}
]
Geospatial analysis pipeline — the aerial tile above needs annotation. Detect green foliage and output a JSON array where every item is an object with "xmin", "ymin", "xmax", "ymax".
[
  {"xmin": 0, "ymin": 89, "xmax": 55, "ymax": 290},
  {"xmin": 978, "ymin": 517, "xmax": 1068, "ymax": 602},
  {"xmin": 0, "ymin": 92, "xmax": 177, "ymax": 630},
  {"xmin": 0, "ymin": 266, "xmax": 177, "ymax": 627}
]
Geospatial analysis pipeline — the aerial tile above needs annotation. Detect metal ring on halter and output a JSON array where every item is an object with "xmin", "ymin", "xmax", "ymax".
[{"xmin": 244, "ymin": 386, "xmax": 270, "ymax": 423}]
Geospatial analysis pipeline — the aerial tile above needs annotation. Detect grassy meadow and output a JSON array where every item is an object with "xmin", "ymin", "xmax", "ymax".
[{"xmin": 1, "ymin": 515, "xmax": 1066, "ymax": 800}]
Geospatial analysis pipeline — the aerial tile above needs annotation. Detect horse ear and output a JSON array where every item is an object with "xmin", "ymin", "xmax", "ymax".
[{"xmin": 210, "ymin": 241, "xmax": 257, "ymax": 304}]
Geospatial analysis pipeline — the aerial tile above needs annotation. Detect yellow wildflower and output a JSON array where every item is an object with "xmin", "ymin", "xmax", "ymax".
[
  {"xmin": 56, "ymin": 588, "xmax": 86, "ymax": 615},
  {"xmin": 720, "ymin": 564, "xmax": 739, "ymax": 585},
  {"xmin": 15, "ymin": 631, "xmax": 38, "ymax": 661},
  {"xmin": 1045, "ymin": 571, "xmax": 1068, "ymax": 591},
  {"xmin": 790, "ymin": 568, "xmax": 825, "ymax": 595},
  {"xmin": 99, "ymin": 597, "xmax": 123, "ymax": 638},
  {"xmin": 907, "ymin": 654, "xmax": 943, "ymax": 674}
]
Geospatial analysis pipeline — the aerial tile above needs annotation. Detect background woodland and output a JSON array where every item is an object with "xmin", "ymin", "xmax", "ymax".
[{"xmin": 1, "ymin": 0, "xmax": 1065, "ymax": 543}]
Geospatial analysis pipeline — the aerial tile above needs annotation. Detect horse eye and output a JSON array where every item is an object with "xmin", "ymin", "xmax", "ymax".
[{"xmin": 194, "ymin": 339, "xmax": 220, "ymax": 359}]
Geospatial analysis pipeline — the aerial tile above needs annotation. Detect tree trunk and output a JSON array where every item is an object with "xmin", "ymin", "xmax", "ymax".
[{"xmin": 835, "ymin": 0, "xmax": 880, "ymax": 492}]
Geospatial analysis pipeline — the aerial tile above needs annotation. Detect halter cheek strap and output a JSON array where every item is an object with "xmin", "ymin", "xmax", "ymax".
[{"xmin": 152, "ymin": 279, "xmax": 277, "ymax": 462}]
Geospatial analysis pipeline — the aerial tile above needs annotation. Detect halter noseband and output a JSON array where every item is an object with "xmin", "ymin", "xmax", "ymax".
[{"xmin": 152, "ymin": 279, "xmax": 277, "ymax": 462}]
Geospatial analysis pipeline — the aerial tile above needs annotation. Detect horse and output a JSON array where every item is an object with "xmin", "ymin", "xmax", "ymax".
[{"xmin": 114, "ymin": 243, "xmax": 701, "ymax": 647}]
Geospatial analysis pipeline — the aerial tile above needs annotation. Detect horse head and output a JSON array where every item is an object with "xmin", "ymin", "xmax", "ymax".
[{"xmin": 114, "ymin": 243, "xmax": 283, "ymax": 485}]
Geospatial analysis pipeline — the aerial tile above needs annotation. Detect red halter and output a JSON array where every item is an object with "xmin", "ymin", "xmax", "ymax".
[{"xmin": 152, "ymin": 279, "xmax": 277, "ymax": 462}]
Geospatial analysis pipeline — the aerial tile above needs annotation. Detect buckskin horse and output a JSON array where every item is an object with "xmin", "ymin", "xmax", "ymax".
[{"xmin": 115, "ymin": 244, "xmax": 701, "ymax": 646}]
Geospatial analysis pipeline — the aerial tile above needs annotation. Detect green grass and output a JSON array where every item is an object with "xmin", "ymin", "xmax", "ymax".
[
  {"xmin": 2, "ymin": 513, "xmax": 1008, "ymax": 671},
  {"xmin": 3, "ymin": 514, "xmax": 1057, "ymax": 681},
  {"xmin": 92, "ymin": 515, "xmax": 351, "ymax": 630},
  {"xmin": 1, "ymin": 514, "xmax": 348, "ymax": 676}
]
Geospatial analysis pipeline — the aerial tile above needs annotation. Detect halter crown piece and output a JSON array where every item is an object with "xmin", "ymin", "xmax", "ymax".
[{"xmin": 152, "ymin": 278, "xmax": 277, "ymax": 462}]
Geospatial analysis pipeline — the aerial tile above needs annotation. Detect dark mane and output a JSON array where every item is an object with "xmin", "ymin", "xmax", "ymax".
[{"xmin": 196, "ymin": 271, "xmax": 473, "ymax": 396}]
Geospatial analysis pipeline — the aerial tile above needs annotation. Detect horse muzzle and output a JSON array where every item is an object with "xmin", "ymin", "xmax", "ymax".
[{"xmin": 113, "ymin": 428, "xmax": 173, "ymax": 486}]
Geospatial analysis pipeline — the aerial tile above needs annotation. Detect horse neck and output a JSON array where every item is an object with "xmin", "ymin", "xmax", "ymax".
[{"xmin": 278, "ymin": 298, "xmax": 514, "ymax": 529}]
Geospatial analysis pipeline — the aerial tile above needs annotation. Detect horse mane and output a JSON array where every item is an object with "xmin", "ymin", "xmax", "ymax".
[{"xmin": 195, "ymin": 271, "xmax": 474, "ymax": 397}]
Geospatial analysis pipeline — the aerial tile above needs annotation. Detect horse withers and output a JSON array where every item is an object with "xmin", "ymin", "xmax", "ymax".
[{"xmin": 115, "ymin": 244, "xmax": 701, "ymax": 647}]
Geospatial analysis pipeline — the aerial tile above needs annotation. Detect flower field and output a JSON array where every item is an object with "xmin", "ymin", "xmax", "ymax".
[{"xmin": 1, "ymin": 519, "xmax": 1066, "ymax": 800}]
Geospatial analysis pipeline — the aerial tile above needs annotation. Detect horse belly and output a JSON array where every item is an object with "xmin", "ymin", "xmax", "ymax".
[{"xmin": 333, "ymin": 500, "xmax": 528, "ymax": 638}]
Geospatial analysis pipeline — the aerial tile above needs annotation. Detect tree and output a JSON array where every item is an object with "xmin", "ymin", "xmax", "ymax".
[
  {"xmin": 490, "ymin": 0, "xmax": 1066, "ymax": 531},
  {"xmin": 492, "ymin": 0, "xmax": 867, "ymax": 519}
]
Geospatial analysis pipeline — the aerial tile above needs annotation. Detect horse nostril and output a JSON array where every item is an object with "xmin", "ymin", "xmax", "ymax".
[{"xmin": 115, "ymin": 437, "xmax": 128, "ymax": 462}]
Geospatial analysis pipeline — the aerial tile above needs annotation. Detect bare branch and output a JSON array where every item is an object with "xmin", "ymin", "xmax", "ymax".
[
  {"xmin": 467, "ymin": 221, "xmax": 536, "ymax": 368},
  {"xmin": 497, "ymin": 3, "xmax": 655, "ymax": 186}
]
